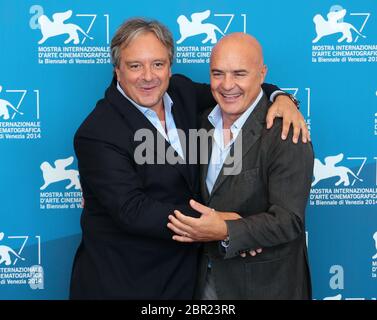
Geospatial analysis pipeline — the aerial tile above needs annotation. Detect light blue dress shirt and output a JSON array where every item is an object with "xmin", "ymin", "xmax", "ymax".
[
  {"xmin": 206, "ymin": 89, "xmax": 263, "ymax": 194},
  {"xmin": 117, "ymin": 82, "xmax": 184, "ymax": 159}
]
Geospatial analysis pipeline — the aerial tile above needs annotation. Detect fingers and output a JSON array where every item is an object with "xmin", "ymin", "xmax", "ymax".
[
  {"xmin": 301, "ymin": 122, "xmax": 310, "ymax": 143},
  {"xmin": 167, "ymin": 212, "xmax": 193, "ymax": 236},
  {"xmin": 168, "ymin": 210, "xmax": 196, "ymax": 242},
  {"xmin": 250, "ymin": 248, "xmax": 263, "ymax": 256},
  {"xmin": 172, "ymin": 235, "xmax": 195, "ymax": 243},
  {"xmin": 292, "ymin": 122, "xmax": 300, "ymax": 144},
  {"xmin": 189, "ymin": 199, "xmax": 211, "ymax": 215},
  {"xmin": 240, "ymin": 248, "xmax": 263, "ymax": 258},
  {"xmin": 265, "ymin": 108, "xmax": 276, "ymax": 129},
  {"xmin": 281, "ymin": 118, "xmax": 290, "ymax": 140},
  {"xmin": 167, "ymin": 220, "xmax": 188, "ymax": 238},
  {"xmin": 282, "ymin": 116, "xmax": 311, "ymax": 144},
  {"xmin": 173, "ymin": 209, "xmax": 197, "ymax": 226},
  {"xmin": 292, "ymin": 120, "xmax": 310, "ymax": 144}
]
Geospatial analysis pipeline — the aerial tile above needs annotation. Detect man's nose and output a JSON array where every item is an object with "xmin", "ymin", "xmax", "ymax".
[
  {"xmin": 221, "ymin": 74, "xmax": 235, "ymax": 91},
  {"xmin": 142, "ymin": 66, "xmax": 153, "ymax": 81}
]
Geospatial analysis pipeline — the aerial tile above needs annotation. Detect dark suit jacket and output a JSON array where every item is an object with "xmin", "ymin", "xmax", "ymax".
[
  {"xmin": 69, "ymin": 75, "xmax": 279, "ymax": 299},
  {"xmin": 195, "ymin": 93, "xmax": 314, "ymax": 300}
]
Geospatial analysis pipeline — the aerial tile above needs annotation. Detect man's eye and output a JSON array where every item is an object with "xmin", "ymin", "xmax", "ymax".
[
  {"xmin": 154, "ymin": 62, "xmax": 164, "ymax": 68},
  {"xmin": 129, "ymin": 64, "xmax": 141, "ymax": 70}
]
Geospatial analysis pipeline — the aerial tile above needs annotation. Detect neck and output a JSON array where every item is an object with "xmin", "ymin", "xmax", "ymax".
[
  {"xmin": 222, "ymin": 113, "xmax": 239, "ymax": 130},
  {"xmin": 221, "ymin": 115, "xmax": 234, "ymax": 147},
  {"xmin": 150, "ymin": 101, "xmax": 165, "ymax": 121}
]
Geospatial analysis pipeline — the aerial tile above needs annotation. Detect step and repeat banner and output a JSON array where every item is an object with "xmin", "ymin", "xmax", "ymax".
[{"xmin": 0, "ymin": 0, "xmax": 376, "ymax": 299}]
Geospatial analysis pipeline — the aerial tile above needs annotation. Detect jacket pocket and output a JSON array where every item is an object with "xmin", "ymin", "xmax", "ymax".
[{"xmin": 244, "ymin": 254, "xmax": 294, "ymax": 299}]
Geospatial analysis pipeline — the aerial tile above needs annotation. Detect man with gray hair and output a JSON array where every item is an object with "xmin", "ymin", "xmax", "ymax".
[{"xmin": 70, "ymin": 18, "xmax": 309, "ymax": 299}]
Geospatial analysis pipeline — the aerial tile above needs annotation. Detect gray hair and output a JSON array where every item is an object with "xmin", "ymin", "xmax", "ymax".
[{"xmin": 111, "ymin": 18, "xmax": 174, "ymax": 68}]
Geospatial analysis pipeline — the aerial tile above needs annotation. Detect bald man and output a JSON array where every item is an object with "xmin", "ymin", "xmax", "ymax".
[{"xmin": 167, "ymin": 33, "xmax": 314, "ymax": 299}]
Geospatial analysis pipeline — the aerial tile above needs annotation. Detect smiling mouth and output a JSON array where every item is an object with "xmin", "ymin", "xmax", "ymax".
[
  {"xmin": 139, "ymin": 86, "xmax": 157, "ymax": 93},
  {"xmin": 220, "ymin": 93, "xmax": 242, "ymax": 101}
]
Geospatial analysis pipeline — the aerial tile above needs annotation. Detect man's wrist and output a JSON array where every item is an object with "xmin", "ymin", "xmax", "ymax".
[
  {"xmin": 269, "ymin": 90, "xmax": 285, "ymax": 102},
  {"xmin": 275, "ymin": 92, "xmax": 300, "ymax": 109}
]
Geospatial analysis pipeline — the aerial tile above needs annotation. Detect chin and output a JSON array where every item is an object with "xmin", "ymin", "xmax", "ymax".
[
  {"xmin": 221, "ymin": 104, "xmax": 241, "ymax": 113},
  {"xmin": 140, "ymin": 98, "xmax": 160, "ymax": 108}
]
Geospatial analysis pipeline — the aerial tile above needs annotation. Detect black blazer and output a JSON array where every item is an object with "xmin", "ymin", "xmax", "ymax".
[
  {"xmin": 69, "ymin": 75, "xmax": 279, "ymax": 299},
  {"xmin": 195, "ymin": 94, "xmax": 314, "ymax": 299}
]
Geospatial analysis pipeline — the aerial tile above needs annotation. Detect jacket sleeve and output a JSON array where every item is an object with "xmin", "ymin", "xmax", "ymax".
[
  {"xmin": 222, "ymin": 124, "xmax": 314, "ymax": 259},
  {"xmin": 261, "ymin": 83, "xmax": 281, "ymax": 100},
  {"xmin": 75, "ymin": 133, "xmax": 200, "ymax": 241}
]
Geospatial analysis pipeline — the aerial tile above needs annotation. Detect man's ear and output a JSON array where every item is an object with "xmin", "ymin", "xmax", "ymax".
[
  {"xmin": 260, "ymin": 64, "xmax": 268, "ymax": 84},
  {"xmin": 115, "ymin": 67, "xmax": 120, "ymax": 81}
]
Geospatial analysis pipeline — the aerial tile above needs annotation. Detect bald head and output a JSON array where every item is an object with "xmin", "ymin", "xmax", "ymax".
[
  {"xmin": 211, "ymin": 33, "xmax": 264, "ymax": 67},
  {"xmin": 209, "ymin": 32, "xmax": 267, "ymax": 123}
]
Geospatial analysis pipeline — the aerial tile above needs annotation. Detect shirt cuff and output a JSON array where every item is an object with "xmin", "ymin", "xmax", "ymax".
[{"xmin": 269, "ymin": 90, "xmax": 285, "ymax": 102}]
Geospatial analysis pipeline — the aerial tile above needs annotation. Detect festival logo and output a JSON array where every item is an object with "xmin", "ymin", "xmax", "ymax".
[
  {"xmin": 309, "ymin": 153, "xmax": 377, "ymax": 207},
  {"xmin": 175, "ymin": 9, "xmax": 247, "ymax": 65},
  {"xmin": 0, "ymin": 94, "xmax": 24, "ymax": 121},
  {"xmin": 312, "ymin": 8, "xmax": 366, "ymax": 44},
  {"xmin": 176, "ymin": 10, "xmax": 224, "ymax": 44},
  {"xmin": 0, "ymin": 232, "xmax": 26, "ymax": 266},
  {"xmin": 0, "ymin": 232, "xmax": 44, "ymax": 290},
  {"xmin": 312, "ymin": 153, "xmax": 363, "ymax": 187},
  {"xmin": 40, "ymin": 156, "xmax": 81, "ymax": 191},
  {"xmin": 0, "ymin": 85, "xmax": 41, "ymax": 140},
  {"xmin": 39, "ymin": 156, "xmax": 82, "ymax": 210},
  {"xmin": 36, "ymin": 10, "xmax": 93, "ymax": 45},
  {"xmin": 29, "ymin": 5, "xmax": 111, "ymax": 64},
  {"xmin": 311, "ymin": 5, "xmax": 376, "ymax": 64}
]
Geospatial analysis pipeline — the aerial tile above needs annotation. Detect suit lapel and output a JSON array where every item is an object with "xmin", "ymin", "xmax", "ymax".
[
  {"xmin": 106, "ymin": 77, "xmax": 193, "ymax": 190},
  {"xmin": 199, "ymin": 119, "xmax": 214, "ymax": 204},
  {"xmin": 168, "ymin": 90, "xmax": 195, "ymax": 189},
  {"xmin": 208, "ymin": 94, "xmax": 270, "ymax": 200}
]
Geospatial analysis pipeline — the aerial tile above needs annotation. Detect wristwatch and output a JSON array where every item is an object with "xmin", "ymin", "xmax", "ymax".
[{"xmin": 277, "ymin": 92, "xmax": 300, "ymax": 109}]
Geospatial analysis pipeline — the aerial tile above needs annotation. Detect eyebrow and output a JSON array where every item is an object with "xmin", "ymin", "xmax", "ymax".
[
  {"xmin": 125, "ymin": 58, "xmax": 168, "ymax": 64},
  {"xmin": 211, "ymin": 68, "xmax": 224, "ymax": 73},
  {"xmin": 210, "ymin": 69, "xmax": 248, "ymax": 73}
]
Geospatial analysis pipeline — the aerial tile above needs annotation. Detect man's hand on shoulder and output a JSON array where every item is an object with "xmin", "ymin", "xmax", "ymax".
[{"xmin": 266, "ymin": 94, "xmax": 310, "ymax": 144}]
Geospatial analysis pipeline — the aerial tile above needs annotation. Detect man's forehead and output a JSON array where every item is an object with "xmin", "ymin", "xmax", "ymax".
[
  {"xmin": 119, "ymin": 41, "xmax": 170, "ymax": 61},
  {"xmin": 120, "ymin": 32, "xmax": 167, "ymax": 49},
  {"xmin": 210, "ymin": 66, "xmax": 248, "ymax": 72}
]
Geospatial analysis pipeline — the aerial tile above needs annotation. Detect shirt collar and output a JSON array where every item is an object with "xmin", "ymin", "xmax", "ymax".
[{"xmin": 232, "ymin": 89, "xmax": 263, "ymax": 130}]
